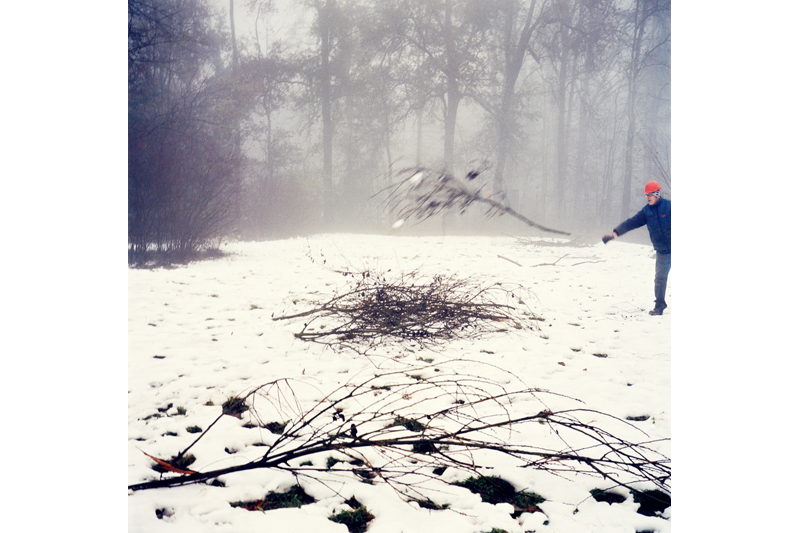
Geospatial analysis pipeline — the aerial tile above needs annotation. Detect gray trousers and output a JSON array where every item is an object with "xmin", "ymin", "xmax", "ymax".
[{"xmin": 654, "ymin": 252, "xmax": 671, "ymax": 310}]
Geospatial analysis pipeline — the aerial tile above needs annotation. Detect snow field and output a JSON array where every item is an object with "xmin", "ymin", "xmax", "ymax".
[{"xmin": 129, "ymin": 234, "xmax": 670, "ymax": 532}]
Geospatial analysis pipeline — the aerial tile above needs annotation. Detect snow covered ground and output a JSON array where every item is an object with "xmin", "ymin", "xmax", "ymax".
[{"xmin": 127, "ymin": 233, "xmax": 671, "ymax": 532}]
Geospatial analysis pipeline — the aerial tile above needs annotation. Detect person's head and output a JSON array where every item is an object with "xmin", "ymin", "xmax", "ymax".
[{"xmin": 644, "ymin": 181, "xmax": 661, "ymax": 206}]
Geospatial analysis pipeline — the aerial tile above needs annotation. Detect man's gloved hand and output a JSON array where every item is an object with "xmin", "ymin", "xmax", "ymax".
[{"xmin": 602, "ymin": 234, "xmax": 614, "ymax": 244}]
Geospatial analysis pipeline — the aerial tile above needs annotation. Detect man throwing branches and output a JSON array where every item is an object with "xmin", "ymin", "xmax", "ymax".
[{"xmin": 603, "ymin": 181, "xmax": 671, "ymax": 316}]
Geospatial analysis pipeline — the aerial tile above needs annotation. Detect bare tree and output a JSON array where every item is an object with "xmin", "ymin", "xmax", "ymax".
[
  {"xmin": 128, "ymin": 0, "xmax": 246, "ymax": 264},
  {"xmin": 620, "ymin": 0, "xmax": 670, "ymax": 219},
  {"xmin": 380, "ymin": 0, "xmax": 501, "ymax": 173},
  {"xmin": 491, "ymin": 0, "xmax": 546, "ymax": 195}
]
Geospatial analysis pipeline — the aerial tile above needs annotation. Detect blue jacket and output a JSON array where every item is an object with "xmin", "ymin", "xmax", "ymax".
[{"xmin": 614, "ymin": 198, "xmax": 671, "ymax": 254}]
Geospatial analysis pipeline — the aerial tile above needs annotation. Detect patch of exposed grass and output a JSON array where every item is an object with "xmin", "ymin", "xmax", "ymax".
[
  {"xmin": 265, "ymin": 421, "xmax": 289, "ymax": 434},
  {"xmin": 455, "ymin": 475, "xmax": 545, "ymax": 516},
  {"xmin": 409, "ymin": 498, "xmax": 450, "ymax": 511},
  {"xmin": 590, "ymin": 488, "xmax": 627, "ymax": 504},
  {"xmin": 329, "ymin": 499, "xmax": 374, "ymax": 533},
  {"xmin": 222, "ymin": 396, "xmax": 249, "ymax": 417},
  {"xmin": 151, "ymin": 454, "xmax": 196, "ymax": 474},
  {"xmin": 512, "ymin": 490, "xmax": 545, "ymax": 513},
  {"xmin": 455, "ymin": 476, "xmax": 515, "ymax": 505},
  {"xmin": 186, "ymin": 425, "xmax": 203, "ymax": 433},
  {"xmin": 230, "ymin": 484, "xmax": 315, "ymax": 512},
  {"xmin": 412, "ymin": 440, "xmax": 438, "ymax": 454},
  {"xmin": 390, "ymin": 415, "xmax": 425, "ymax": 432},
  {"xmin": 632, "ymin": 489, "xmax": 671, "ymax": 516}
]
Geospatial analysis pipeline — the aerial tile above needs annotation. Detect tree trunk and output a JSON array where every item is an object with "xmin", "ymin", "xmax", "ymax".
[
  {"xmin": 229, "ymin": 0, "xmax": 242, "ymax": 226},
  {"xmin": 416, "ymin": 106, "xmax": 423, "ymax": 166},
  {"xmin": 554, "ymin": 43, "xmax": 569, "ymax": 218},
  {"xmin": 320, "ymin": 4, "xmax": 334, "ymax": 220},
  {"xmin": 494, "ymin": 0, "xmax": 539, "ymax": 195},
  {"xmin": 442, "ymin": 0, "xmax": 459, "ymax": 173},
  {"xmin": 621, "ymin": 0, "xmax": 646, "ymax": 219}
]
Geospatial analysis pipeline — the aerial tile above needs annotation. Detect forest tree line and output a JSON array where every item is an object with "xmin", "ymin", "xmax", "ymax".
[{"xmin": 128, "ymin": 0, "xmax": 670, "ymax": 263}]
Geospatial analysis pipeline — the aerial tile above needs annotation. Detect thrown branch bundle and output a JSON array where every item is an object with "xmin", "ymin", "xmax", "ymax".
[
  {"xmin": 273, "ymin": 269, "xmax": 541, "ymax": 354},
  {"xmin": 376, "ymin": 166, "xmax": 570, "ymax": 235}
]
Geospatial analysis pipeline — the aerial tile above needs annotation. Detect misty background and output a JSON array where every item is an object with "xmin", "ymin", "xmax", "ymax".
[{"xmin": 128, "ymin": 0, "xmax": 670, "ymax": 263}]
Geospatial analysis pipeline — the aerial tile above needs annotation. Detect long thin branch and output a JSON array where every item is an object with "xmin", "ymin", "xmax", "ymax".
[{"xmin": 130, "ymin": 370, "xmax": 670, "ymax": 494}]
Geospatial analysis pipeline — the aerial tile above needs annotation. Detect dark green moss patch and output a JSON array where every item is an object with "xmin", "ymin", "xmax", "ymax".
[
  {"xmin": 265, "ymin": 421, "xmax": 289, "ymax": 434},
  {"xmin": 329, "ymin": 500, "xmax": 375, "ymax": 533},
  {"xmin": 390, "ymin": 415, "xmax": 426, "ymax": 432},
  {"xmin": 590, "ymin": 488, "xmax": 627, "ymax": 504},
  {"xmin": 230, "ymin": 484, "xmax": 315, "ymax": 512},
  {"xmin": 412, "ymin": 440, "xmax": 438, "ymax": 454},
  {"xmin": 632, "ymin": 489, "xmax": 670, "ymax": 516},
  {"xmin": 456, "ymin": 476, "xmax": 514, "ymax": 505},
  {"xmin": 355, "ymin": 469, "xmax": 376, "ymax": 483},
  {"xmin": 455, "ymin": 475, "xmax": 545, "ymax": 516},
  {"xmin": 511, "ymin": 490, "xmax": 546, "ymax": 516}
]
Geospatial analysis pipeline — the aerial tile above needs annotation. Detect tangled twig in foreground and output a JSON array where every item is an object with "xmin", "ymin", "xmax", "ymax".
[
  {"xmin": 129, "ymin": 364, "xmax": 670, "ymax": 500},
  {"xmin": 273, "ymin": 269, "xmax": 542, "ymax": 355},
  {"xmin": 376, "ymin": 166, "xmax": 570, "ymax": 235}
]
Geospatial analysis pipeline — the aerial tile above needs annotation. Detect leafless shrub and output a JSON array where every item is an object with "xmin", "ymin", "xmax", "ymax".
[
  {"xmin": 375, "ymin": 166, "xmax": 570, "ymax": 235},
  {"xmin": 129, "ymin": 363, "xmax": 670, "ymax": 500}
]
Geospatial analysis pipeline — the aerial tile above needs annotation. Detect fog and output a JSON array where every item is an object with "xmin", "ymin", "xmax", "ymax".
[{"xmin": 129, "ymin": 0, "xmax": 670, "ymax": 262}]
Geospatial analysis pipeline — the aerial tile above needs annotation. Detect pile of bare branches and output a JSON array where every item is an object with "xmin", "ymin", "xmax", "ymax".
[
  {"xmin": 376, "ymin": 166, "xmax": 570, "ymax": 236},
  {"xmin": 273, "ymin": 269, "xmax": 541, "ymax": 355},
  {"xmin": 129, "ymin": 363, "xmax": 670, "ymax": 501}
]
